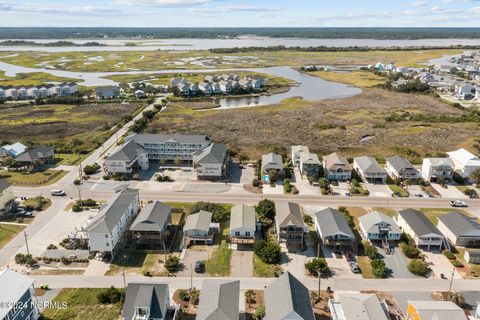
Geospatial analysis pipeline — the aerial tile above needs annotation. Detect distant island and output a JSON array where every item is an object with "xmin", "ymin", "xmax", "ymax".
[
  {"xmin": 0, "ymin": 40, "xmax": 106, "ymax": 47},
  {"xmin": 2, "ymin": 27, "xmax": 480, "ymax": 40}
]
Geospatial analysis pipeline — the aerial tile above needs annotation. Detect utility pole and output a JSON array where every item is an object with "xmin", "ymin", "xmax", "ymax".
[
  {"xmin": 77, "ymin": 183, "xmax": 82, "ymax": 203},
  {"xmin": 190, "ymin": 263, "xmax": 193, "ymax": 291},
  {"xmin": 317, "ymin": 267, "xmax": 322, "ymax": 301},
  {"xmin": 24, "ymin": 231, "xmax": 30, "ymax": 256},
  {"xmin": 122, "ymin": 267, "xmax": 126, "ymax": 290},
  {"xmin": 78, "ymin": 160, "xmax": 83, "ymax": 183},
  {"xmin": 447, "ymin": 266, "xmax": 456, "ymax": 301}
]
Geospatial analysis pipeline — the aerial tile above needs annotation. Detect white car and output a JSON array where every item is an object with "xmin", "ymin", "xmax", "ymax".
[
  {"xmin": 449, "ymin": 200, "xmax": 467, "ymax": 207},
  {"xmin": 51, "ymin": 190, "xmax": 66, "ymax": 196}
]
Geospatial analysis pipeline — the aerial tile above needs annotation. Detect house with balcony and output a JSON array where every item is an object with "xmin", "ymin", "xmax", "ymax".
[
  {"xmin": 299, "ymin": 151, "xmax": 321, "ymax": 178},
  {"xmin": 329, "ymin": 293, "xmax": 390, "ymax": 320},
  {"xmin": 192, "ymin": 143, "xmax": 228, "ymax": 181},
  {"xmin": 130, "ymin": 202, "xmax": 172, "ymax": 250},
  {"xmin": 122, "ymin": 282, "xmax": 171, "ymax": 320},
  {"xmin": 437, "ymin": 212, "xmax": 480, "ymax": 247},
  {"xmin": 421, "ymin": 158, "xmax": 455, "ymax": 182},
  {"xmin": 105, "ymin": 140, "xmax": 149, "ymax": 174},
  {"xmin": 385, "ymin": 156, "xmax": 420, "ymax": 180},
  {"xmin": 359, "ymin": 211, "xmax": 401, "ymax": 242},
  {"xmin": 353, "ymin": 156, "xmax": 387, "ymax": 183},
  {"xmin": 291, "ymin": 145, "xmax": 309, "ymax": 166},
  {"xmin": 0, "ymin": 179, "xmax": 15, "ymax": 215},
  {"xmin": 86, "ymin": 188, "xmax": 140, "ymax": 258},
  {"xmin": 447, "ymin": 148, "xmax": 480, "ymax": 180},
  {"xmin": 197, "ymin": 280, "xmax": 240, "ymax": 320},
  {"xmin": 274, "ymin": 202, "xmax": 306, "ymax": 251},
  {"xmin": 183, "ymin": 210, "xmax": 219, "ymax": 246},
  {"xmin": 229, "ymin": 204, "xmax": 256, "ymax": 245},
  {"xmin": 0, "ymin": 268, "xmax": 39, "ymax": 320},
  {"xmin": 323, "ymin": 152, "xmax": 352, "ymax": 181},
  {"xmin": 95, "ymin": 85, "xmax": 120, "ymax": 99},
  {"xmin": 314, "ymin": 207, "xmax": 355, "ymax": 250},
  {"xmin": 395, "ymin": 209, "xmax": 446, "ymax": 251}
]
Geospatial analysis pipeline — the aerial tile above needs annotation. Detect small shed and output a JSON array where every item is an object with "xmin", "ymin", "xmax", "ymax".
[{"xmin": 464, "ymin": 250, "xmax": 480, "ymax": 264}]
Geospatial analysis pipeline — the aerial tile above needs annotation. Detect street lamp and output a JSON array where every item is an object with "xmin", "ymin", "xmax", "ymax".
[{"xmin": 317, "ymin": 266, "xmax": 322, "ymax": 301}]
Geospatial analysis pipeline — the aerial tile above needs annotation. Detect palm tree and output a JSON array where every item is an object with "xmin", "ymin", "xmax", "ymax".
[
  {"xmin": 245, "ymin": 289, "xmax": 256, "ymax": 307},
  {"xmin": 174, "ymin": 156, "xmax": 182, "ymax": 167},
  {"xmin": 450, "ymin": 292, "xmax": 465, "ymax": 308},
  {"xmin": 158, "ymin": 158, "xmax": 166, "ymax": 167}
]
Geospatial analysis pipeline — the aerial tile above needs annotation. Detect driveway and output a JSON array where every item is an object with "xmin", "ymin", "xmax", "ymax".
[
  {"xmin": 423, "ymin": 251, "xmax": 462, "ymax": 279},
  {"xmin": 230, "ymin": 248, "xmax": 254, "ymax": 277},
  {"xmin": 262, "ymin": 183, "xmax": 284, "ymax": 195},
  {"xmin": 364, "ymin": 182, "xmax": 391, "ymax": 197},
  {"xmin": 177, "ymin": 249, "xmax": 209, "ymax": 277},
  {"xmin": 291, "ymin": 168, "xmax": 321, "ymax": 196},
  {"xmin": 331, "ymin": 182, "xmax": 351, "ymax": 196},
  {"xmin": 321, "ymin": 246, "xmax": 361, "ymax": 278},
  {"xmin": 377, "ymin": 247, "xmax": 417, "ymax": 279},
  {"xmin": 430, "ymin": 183, "xmax": 467, "ymax": 199},
  {"xmin": 407, "ymin": 185, "xmax": 430, "ymax": 198}
]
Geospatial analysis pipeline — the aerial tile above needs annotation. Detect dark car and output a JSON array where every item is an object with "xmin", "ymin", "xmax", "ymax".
[{"xmin": 194, "ymin": 261, "xmax": 205, "ymax": 273}]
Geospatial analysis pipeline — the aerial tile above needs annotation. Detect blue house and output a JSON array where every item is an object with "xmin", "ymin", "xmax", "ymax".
[{"xmin": 0, "ymin": 268, "xmax": 39, "ymax": 320}]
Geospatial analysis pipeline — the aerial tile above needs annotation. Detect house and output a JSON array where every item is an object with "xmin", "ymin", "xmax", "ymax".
[
  {"xmin": 417, "ymin": 72, "xmax": 436, "ymax": 84},
  {"xmin": 421, "ymin": 158, "xmax": 455, "ymax": 182},
  {"xmin": 261, "ymin": 153, "xmax": 283, "ymax": 174},
  {"xmin": 170, "ymin": 77, "xmax": 188, "ymax": 87},
  {"xmin": 375, "ymin": 62, "xmax": 385, "ymax": 71},
  {"xmin": 15, "ymin": 146, "xmax": 55, "ymax": 167},
  {"xmin": 395, "ymin": 209, "xmax": 446, "ymax": 251},
  {"xmin": 323, "ymin": 152, "xmax": 352, "ymax": 181},
  {"xmin": 192, "ymin": 143, "xmax": 228, "ymax": 180},
  {"xmin": 385, "ymin": 156, "xmax": 420, "ymax": 180},
  {"xmin": 229, "ymin": 204, "xmax": 256, "ymax": 245},
  {"xmin": 176, "ymin": 82, "xmax": 190, "ymax": 96},
  {"xmin": 134, "ymin": 90, "xmax": 145, "ymax": 99},
  {"xmin": 0, "ymin": 268, "xmax": 39, "ymax": 320},
  {"xmin": 130, "ymin": 202, "xmax": 172, "ymax": 249},
  {"xmin": 197, "ymin": 280, "xmax": 240, "ymax": 320},
  {"xmin": 105, "ymin": 140, "xmax": 149, "ymax": 174},
  {"xmin": 299, "ymin": 152, "xmax": 321, "ymax": 178},
  {"xmin": 212, "ymin": 83, "xmax": 222, "ymax": 94},
  {"xmin": 0, "ymin": 142, "xmax": 27, "ymax": 158},
  {"xmin": 219, "ymin": 80, "xmax": 233, "ymax": 93},
  {"xmin": 447, "ymin": 148, "xmax": 480, "ymax": 180},
  {"xmin": 464, "ymin": 250, "xmax": 480, "ymax": 264},
  {"xmin": 190, "ymin": 83, "xmax": 199, "ymax": 95},
  {"xmin": 4, "ymin": 86, "xmax": 17, "ymax": 99},
  {"xmin": 353, "ymin": 156, "xmax": 387, "ymax": 183},
  {"xmin": 359, "ymin": 211, "xmax": 401, "ymax": 241},
  {"xmin": 314, "ymin": 207, "xmax": 355, "ymax": 250},
  {"xmin": 86, "ymin": 188, "xmax": 140, "ymax": 258},
  {"xmin": 437, "ymin": 212, "xmax": 480, "ymax": 247},
  {"xmin": 456, "ymin": 84, "xmax": 476, "ymax": 100},
  {"xmin": 122, "ymin": 282, "xmax": 171, "ymax": 320},
  {"xmin": 57, "ymin": 82, "xmax": 78, "ymax": 96},
  {"xmin": 291, "ymin": 145, "xmax": 309, "ymax": 166},
  {"xmin": 406, "ymin": 300, "xmax": 467, "ymax": 320},
  {"xmin": 329, "ymin": 293, "xmax": 390, "ymax": 320},
  {"xmin": 239, "ymin": 79, "xmax": 253, "ymax": 90},
  {"xmin": 198, "ymin": 82, "xmax": 213, "ymax": 95},
  {"xmin": 275, "ymin": 202, "xmax": 306, "ymax": 251},
  {"xmin": 264, "ymin": 271, "xmax": 314, "ymax": 320},
  {"xmin": 95, "ymin": 85, "xmax": 120, "ymax": 99},
  {"xmin": 0, "ymin": 179, "xmax": 15, "ymax": 214},
  {"xmin": 204, "ymin": 75, "xmax": 218, "ymax": 83},
  {"xmin": 395, "ymin": 66, "xmax": 411, "ymax": 75},
  {"xmin": 183, "ymin": 210, "xmax": 219, "ymax": 246}
]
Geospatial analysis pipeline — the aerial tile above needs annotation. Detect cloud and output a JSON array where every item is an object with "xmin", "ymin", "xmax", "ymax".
[
  {"xmin": 0, "ymin": 1, "xmax": 123, "ymax": 16},
  {"xmin": 113, "ymin": 0, "xmax": 219, "ymax": 6},
  {"xmin": 189, "ymin": 5, "xmax": 284, "ymax": 14}
]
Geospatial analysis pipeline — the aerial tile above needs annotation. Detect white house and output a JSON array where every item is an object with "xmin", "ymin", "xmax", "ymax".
[
  {"xmin": 192, "ymin": 143, "xmax": 228, "ymax": 180},
  {"xmin": 385, "ymin": 155, "xmax": 420, "ymax": 180},
  {"xmin": 219, "ymin": 80, "xmax": 233, "ymax": 93},
  {"xmin": 183, "ymin": 210, "xmax": 219, "ymax": 246},
  {"xmin": 104, "ymin": 140, "xmax": 149, "ymax": 174},
  {"xmin": 329, "ymin": 293, "xmax": 390, "ymax": 320},
  {"xmin": 291, "ymin": 145, "xmax": 309, "ymax": 166},
  {"xmin": 198, "ymin": 82, "xmax": 213, "ymax": 95},
  {"xmin": 353, "ymin": 156, "xmax": 387, "ymax": 183},
  {"xmin": 261, "ymin": 153, "xmax": 283, "ymax": 173},
  {"xmin": 359, "ymin": 211, "xmax": 401, "ymax": 241},
  {"xmin": 421, "ymin": 158, "xmax": 455, "ymax": 182},
  {"xmin": 447, "ymin": 148, "xmax": 480, "ymax": 180},
  {"xmin": 0, "ymin": 180, "xmax": 15, "ymax": 214},
  {"xmin": 456, "ymin": 84, "xmax": 476, "ymax": 100},
  {"xmin": 86, "ymin": 188, "xmax": 140, "ymax": 257},
  {"xmin": 229, "ymin": 204, "xmax": 256, "ymax": 245}
]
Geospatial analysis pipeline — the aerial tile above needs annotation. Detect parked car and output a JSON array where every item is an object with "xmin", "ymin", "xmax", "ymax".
[
  {"xmin": 344, "ymin": 249, "xmax": 354, "ymax": 262},
  {"xmin": 414, "ymin": 194, "xmax": 423, "ymax": 198},
  {"xmin": 449, "ymin": 200, "xmax": 467, "ymax": 207},
  {"xmin": 349, "ymin": 261, "xmax": 360, "ymax": 273},
  {"xmin": 194, "ymin": 261, "xmax": 205, "ymax": 273},
  {"xmin": 331, "ymin": 180, "xmax": 339, "ymax": 186},
  {"xmin": 51, "ymin": 190, "xmax": 66, "ymax": 196}
]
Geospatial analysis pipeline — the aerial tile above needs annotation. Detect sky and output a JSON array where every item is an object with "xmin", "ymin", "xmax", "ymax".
[{"xmin": 1, "ymin": 0, "xmax": 480, "ymax": 27}]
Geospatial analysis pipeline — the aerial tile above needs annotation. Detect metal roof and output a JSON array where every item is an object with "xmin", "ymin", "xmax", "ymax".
[
  {"xmin": 385, "ymin": 155, "xmax": 416, "ymax": 172},
  {"xmin": 407, "ymin": 301, "xmax": 467, "ymax": 320},
  {"xmin": 398, "ymin": 209, "xmax": 443, "ymax": 237},
  {"xmin": 130, "ymin": 202, "xmax": 171, "ymax": 232},
  {"xmin": 354, "ymin": 156, "xmax": 386, "ymax": 174},
  {"xmin": 359, "ymin": 211, "xmax": 401, "ymax": 235},
  {"xmin": 183, "ymin": 210, "xmax": 212, "ymax": 232},
  {"xmin": 122, "ymin": 282, "xmax": 169, "ymax": 319},
  {"xmin": 107, "ymin": 140, "xmax": 147, "ymax": 162},
  {"xmin": 192, "ymin": 143, "xmax": 227, "ymax": 164},
  {"xmin": 197, "ymin": 280, "xmax": 240, "ymax": 320},
  {"xmin": 229, "ymin": 204, "xmax": 256, "ymax": 232},
  {"xmin": 336, "ymin": 293, "xmax": 389, "ymax": 320},
  {"xmin": 437, "ymin": 212, "xmax": 480, "ymax": 237},
  {"xmin": 314, "ymin": 207, "xmax": 355, "ymax": 240},
  {"xmin": 275, "ymin": 202, "xmax": 304, "ymax": 228}
]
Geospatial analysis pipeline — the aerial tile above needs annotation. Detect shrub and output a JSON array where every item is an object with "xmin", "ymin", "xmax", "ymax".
[
  {"xmin": 452, "ymin": 260, "xmax": 464, "ymax": 268},
  {"xmin": 254, "ymin": 240, "xmax": 281, "ymax": 264},
  {"xmin": 83, "ymin": 163, "xmax": 100, "ymax": 175},
  {"xmin": 303, "ymin": 215, "xmax": 313, "ymax": 225},
  {"xmin": 255, "ymin": 199, "xmax": 276, "ymax": 228},
  {"xmin": 164, "ymin": 255, "xmax": 179, "ymax": 273},
  {"xmin": 305, "ymin": 258, "xmax": 330, "ymax": 276},
  {"xmin": 245, "ymin": 289, "xmax": 257, "ymax": 306},
  {"xmin": 362, "ymin": 240, "xmax": 377, "ymax": 260},
  {"xmin": 77, "ymin": 199, "xmax": 97, "ymax": 207},
  {"xmin": 47, "ymin": 244, "xmax": 57, "ymax": 250},
  {"xmin": 443, "ymin": 250, "xmax": 456, "ymax": 260},
  {"xmin": 15, "ymin": 253, "xmax": 27, "ymax": 264},
  {"xmin": 190, "ymin": 202, "xmax": 229, "ymax": 223},
  {"xmin": 97, "ymin": 286, "xmax": 124, "ymax": 304},
  {"xmin": 408, "ymin": 259, "xmax": 429, "ymax": 276},
  {"xmin": 370, "ymin": 259, "xmax": 386, "ymax": 278},
  {"xmin": 252, "ymin": 178, "xmax": 260, "ymax": 188},
  {"xmin": 72, "ymin": 204, "xmax": 83, "ymax": 212},
  {"xmin": 177, "ymin": 289, "xmax": 190, "ymax": 301},
  {"xmin": 189, "ymin": 288, "xmax": 200, "ymax": 305},
  {"xmin": 255, "ymin": 305, "xmax": 266, "ymax": 319},
  {"xmin": 400, "ymin": 242, "xmax": 421, "ymax": 259}
]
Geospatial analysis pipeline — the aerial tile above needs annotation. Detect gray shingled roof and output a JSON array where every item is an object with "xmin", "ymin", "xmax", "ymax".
[
  {"xmin": 130, "ymin": 202, "xmax": 171, "ymax": 232},
  {"xmin": 337, "ymin": 293, "xmax": 389, "ymax": 320},
  {"xmin": 230, "ymin": 204, "xmax": 256, "ymax": 232},
  {"xmin": 122, "ymin": 282, "xmax": 169, "ymax": 319},
  {"xmin": 300, "ymin": 152, "xmax": 321, "ymax": 164},
  {"xmin": 133, "ymin": 133, "xmax": 210, "ymax": 145},
  {"xmin": 385, "ymin": 156, "xmax": 416, "ymax": 172},
  {"xmin": 0, "ymin": 179, "xmax": 11, "ymax": 193},
  {"xmin": 314, "ymin": 207, "xmax": 355, "ymax": 239},
  {"xmin": 398, "ymin": 209, "xmax": 443, "ymax": 237},
  {"xmin": 16, "ymin": 146, "xmax": 54, "ymax": 163},
  {"xmin": 197, "ymin": 280, "xmax": 240, "ymax": 320},
  {"xmin": 107, "ymin": 140, "xmax": 146, "ymax": 162},
  {"xmin": 323, "ymin": 152, "xmax": 352, "ymax": 171},
  {"xmin": 193, "ymin": 143, "xmax": 227, "ymax": 164},
  {"xmin": 437, "ymin": 212, "xmax": 480, "ymax": 237},
  {"xmin": 359, "ymin": 211, "xmax": 401, "ymax": 235},
  {"xmin": 87, "ymin": 188, "xmax": 139, "ymax": 233},
  {"xmin": 0, "ymin": 269, "xmax": 35, "ymax": 320},
  {"xmin": 262, "ymin": 153, "xmax": 283, "ymax": 169},
  {"xmin": 264, "ymin": 271, "xmax": 314, "ymax": 320},
  {"xmin": 354, "ymin": 156, "xmax": 386, "ymax": 174},
  {"xmin": 183, "ymin": 210, "xmax": 212, "ymax": 232},
  {"xmin": 275, "ymin": 202, "xmax": 304, "ymax": 228}
]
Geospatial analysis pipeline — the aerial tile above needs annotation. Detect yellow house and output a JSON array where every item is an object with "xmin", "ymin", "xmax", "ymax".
[
  {"xmin": 0, "ymin": 180, "xmax": 14, "ymax": 213},
  {"xmin": 407, "ymin": 300, "xmax": 467, "ymax": 320}
]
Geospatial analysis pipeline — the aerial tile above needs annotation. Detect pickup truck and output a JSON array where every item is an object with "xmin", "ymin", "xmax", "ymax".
[{"xmin": 449, "ymin": 200, "xmax": 468, "ymax": 207}]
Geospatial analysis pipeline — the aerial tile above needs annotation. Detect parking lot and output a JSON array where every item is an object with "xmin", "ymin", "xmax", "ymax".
[{"xmin": 364, "ymin": 182, "xmax": 392, "ymax": 197}]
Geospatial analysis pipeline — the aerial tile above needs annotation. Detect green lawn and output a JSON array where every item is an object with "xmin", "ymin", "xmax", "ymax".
[
  {"xmin": 309, "ymin": 70, "xmax": 386, "ymax": 88},
  {"xmin": 454, "ymin": 247, "xmax": 480, "ymax": 278},
  {"xmin": 55, "ymin": 153, "xmax": 86, "ymax": 166},
  {"xmin": 0, "ymin": 224, "xmax": 25, "ymax": 248},
  {"xmin": 206, "ymin": 240, "xmax": 231, "ymax": 276},
  {"xmin": 253, "ymin": 254, "xmax": 281, "ymax": 277},
  {"xmin": 0, "ymin": 169, "xmax": 67, "ymax": 186},
  {"xmin": 388, "ymin": 184, "xmax": 409, "ymax": 197},
  {"xmin": 418, "ymin": 208, "xmax": 473, "ymax": 225},
  {"xmin": 23, "ymin": 196, "xmax": 51, "ymax": 211},
  {"xmin": 356, "ymin": 256, "xmax": 374, "ymax": 279},
  {"xmin": 41, "ymin": 288, "xmax": 123, "ymax": 320}
]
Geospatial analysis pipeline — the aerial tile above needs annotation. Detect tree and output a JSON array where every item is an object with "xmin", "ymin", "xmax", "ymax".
[
  {"xmin": 97, "ymin": 286, "xmax": 124, "ymax": 304},
  {"xmin": 305, "ymin": 258, "xmax": 330, "ymax": 276},
  {"xmin": 189, "ymin": 288, "xmax": 200, "ymax": 306},
  {"xmin": 370, "ymin": 259, "xmax": 386, "ymax": 278},
  {"xmin": 245, "ymin": 289, "xmax": 257, "ymax": 307},
  {"xmin": 268, "ymin": 169, "xmax": 278, "ymax": 183},
  {"xmin": 362, "ymin": 240, "xmax": 377, "ymax": 260},
  {"xmin": 408, "ymin": 259, "xmax": 429, "ymax": 277},
  {"xmin": 255, "ymin": 304, "xmax": 265, "ymax": 319},
  {"xmin": 177, "ymin": 289, "xmax": 190, "ymax": 301},
  {"xmin": 174, "ymin": 156, "xmax": 182, "ymax": 166},
  {"xmin": 471, "ymin": 169, "xmax": 480, "ymax": 186},
  {"xmin": 159, "ymin": 158, "xmax": 166, "ymax": 166},
  {"xmin": 254, "ymin": 240, "xmax": 281, "ymax": 264},
  {"xmin": 450, "ymin": 292, "xmax": 465, "ymax": 308},
  {"xmin": 190, "ymin": 202, "xmax": 229, "ymax": 223},
  {"xmin": 164, "ymin": 255, "xmax": 179, "ymax": 273},
  {"xmin": 255, "ymin": 199, "xmax": 276, "ymax": 228}
]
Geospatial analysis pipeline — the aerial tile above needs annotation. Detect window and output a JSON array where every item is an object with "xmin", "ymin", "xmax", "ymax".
[
  {"xmin": 245, "ymin": 231, "xmax": 251, "ymax": 237},
  {"xmin": 106, "ymin": 242, "xmax": 109, "ymax": 246}
]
